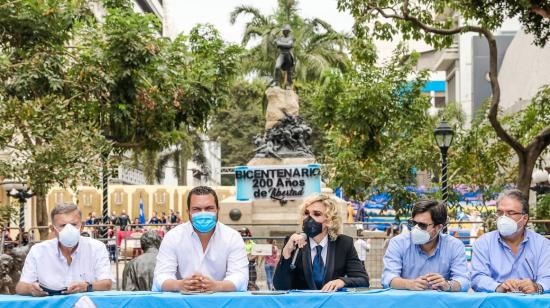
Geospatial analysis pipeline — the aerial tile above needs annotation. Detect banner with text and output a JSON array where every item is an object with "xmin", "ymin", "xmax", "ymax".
[{"xmin": 235, "ymin": 164, "xmax": 321, "ymax": 201}]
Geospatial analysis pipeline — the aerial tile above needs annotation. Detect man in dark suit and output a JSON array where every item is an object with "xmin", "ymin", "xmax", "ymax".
[{"xmin": 273, "ymin": 194, "xmax": 369, "ymax": 291}]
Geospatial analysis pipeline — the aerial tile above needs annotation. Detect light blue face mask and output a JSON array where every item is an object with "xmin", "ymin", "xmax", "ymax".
[{"xmin": 191, "ymin": 212, "xmax": 217, "ymax": 233}]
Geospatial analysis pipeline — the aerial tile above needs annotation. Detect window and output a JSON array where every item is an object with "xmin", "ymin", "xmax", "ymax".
[
  {"xmin": 157, "ymin": 192, "xmax": 165, "ymax": 205},
  {"xmin": 83, "ymin": 194, "xmax": 92, "ymax": 207},
  {"xmin": 56, "ymin": 191, "xmax": 64, "ymax": 204},
  {"xmin": 434, "ymin": 96, "xmax": 446, "ymax": 108},
  {"xmin": 114, "ymin": 191, "xmax": 123, "ymax": 205}
]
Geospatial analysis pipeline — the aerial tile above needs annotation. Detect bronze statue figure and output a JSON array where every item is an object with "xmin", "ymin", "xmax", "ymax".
[
  {"xmin": 270, "ymin": 25, "xmax": 295, "ymax": 89},
  {"xmin": 253, "ymin": 111, "xmax": 313, "ymax": 159},
  {"xmin": 122, "ymin": 231, "xmax": 161, "ymax": 291},
  {"xmin": 0, "ymin": 254, "xmax": 13, "ymax": 294},
  {"xmin": 8, "ymin": 246, "xmax": 29, "ymax": 294}
]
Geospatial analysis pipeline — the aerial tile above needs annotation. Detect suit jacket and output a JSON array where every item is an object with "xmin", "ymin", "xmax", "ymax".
[{"xmin": 273, "ymin": 234, "xmax": 369, "ymax": 290}]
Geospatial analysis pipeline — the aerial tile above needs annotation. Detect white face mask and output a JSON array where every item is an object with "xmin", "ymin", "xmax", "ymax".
[
  {"xmin": 56, "ymin": 224, "xmax": 81, "ymax": 248},
  {"xmin": 497, "ymin": 215, "xmax": 522, "ymax": 237},
  {"xmin": 411, "ymin": 226, "xmax": 432, "ymax": 245}
]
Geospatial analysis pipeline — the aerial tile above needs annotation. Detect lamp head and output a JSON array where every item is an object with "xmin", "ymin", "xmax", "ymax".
[{"xmin": 434, "ymin": 120, "xmax": 454, "ymax": 149}]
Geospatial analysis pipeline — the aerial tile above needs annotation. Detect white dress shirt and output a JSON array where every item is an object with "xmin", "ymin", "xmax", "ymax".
[
  {"xmin": 153, "ymin": 222, "xmax": 249, "ymax": 291},
  {"xmin": 309, "ymin": 235, "xmax": 328, "ymax": 265},
  {"xmin": 20, "ymin": 236, "xmax": 113, "ymax": 290},
  {"xmin": 353, "ymin": 238, "xmax": 370, "ymax": 261}
]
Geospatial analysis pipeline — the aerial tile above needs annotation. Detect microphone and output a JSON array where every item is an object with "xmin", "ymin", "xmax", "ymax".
[{"xmin": 290, "ymin": 233, "xmax": 307, "ymax": 270}]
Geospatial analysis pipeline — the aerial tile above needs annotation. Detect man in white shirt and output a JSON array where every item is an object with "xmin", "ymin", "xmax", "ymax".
[
  {"xmin": 16, "ymin": 203, "xmax": 113, "ymax": 296},
  {"xmin": 153, "ymin": 186, "xmax": 248, "ymax": 292},
  {"xmin": 354, "ymin": 237, "xmax": 371, "ymax": 264}
]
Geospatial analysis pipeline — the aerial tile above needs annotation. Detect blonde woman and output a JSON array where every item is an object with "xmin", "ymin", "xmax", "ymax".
[{"xmin": 273, "ymin": 193, "xmax": 369, "ymax": 291}]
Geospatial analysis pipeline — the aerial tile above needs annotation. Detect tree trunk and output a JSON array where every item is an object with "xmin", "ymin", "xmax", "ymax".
[
  {"xmin": 518, "ymin": 140, "xmax": 550, "ymax": 196},
  {"xmin": 517, "ymin": 155, "xmax": 534, "ymax": 196},
  {"xmin": 179, "ymin": 156, "xmax": 187, "ymax": 186},
  {"xmin": 35, "ymin": 195, "xmax": 49, "ymax": 240}
]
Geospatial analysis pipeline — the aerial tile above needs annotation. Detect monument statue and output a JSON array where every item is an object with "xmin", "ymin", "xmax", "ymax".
[
  {"xmin": 122, "ymin": 231, "xmax": 161, "ymax": 291},
  {"xmin": 270, "ymin": 24, "xmax": 295, "ymax": 89},
  {"xmin": 253, "ymin": 110, "xmax": 313, "ymax": 159}
]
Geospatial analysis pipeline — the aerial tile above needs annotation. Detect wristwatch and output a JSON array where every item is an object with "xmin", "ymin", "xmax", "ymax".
[
  {"xmin": 446, "ymin": 280, "xmax": 453, "ymax": 292},
  {"xmin": 86, "ymin": 282, "xmax": 93, "ymax": 292},
  {"xmin": 536, "ymin": 282, "xmax": 544, "ymax": 294}
]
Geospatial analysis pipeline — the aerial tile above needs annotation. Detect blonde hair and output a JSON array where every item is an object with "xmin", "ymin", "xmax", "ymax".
[{"xmin": 298, "ymin": 193, "xmax": 342, "ymax": 241}]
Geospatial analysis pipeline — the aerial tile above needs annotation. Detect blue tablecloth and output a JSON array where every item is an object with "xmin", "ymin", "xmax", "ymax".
[{"xmin": 1, "ymin": 289, "xmax": 550, "ymax": 308}]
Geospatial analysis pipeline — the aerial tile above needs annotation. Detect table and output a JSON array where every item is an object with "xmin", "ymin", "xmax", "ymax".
[{"xmin": 1, "ymin": 289, "xmax": 550, "ymax": 308}]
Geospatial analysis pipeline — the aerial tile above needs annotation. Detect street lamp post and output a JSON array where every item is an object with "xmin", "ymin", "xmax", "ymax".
[
  {"xmin": 434, "ymin": 121, "xmax": 454, "ymax": 205},
  {"xmin": 531, "ymin": 168, "xmax": 550, "ymax": 195},
  {"xmin": 1, "ymin": 180, "xmax": 34, "ymax": 244}
]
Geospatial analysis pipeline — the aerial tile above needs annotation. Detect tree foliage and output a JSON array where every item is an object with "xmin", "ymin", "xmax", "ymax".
[
  {"xmin": 0, "ymin": 0, "xmax": 242, "ymax": 233},
  {"xmin": 0, "ymin": 0, "xmax": 108, "ymax": 196},
  {"xmin": 74, "ymin": 6, "xmax": 242, "ymax": 152},
  {"xmin": 337, "ymin": 0, "xmax": 550, "ymax": 196},
  {"xmin": 455, "ymin": 0, "xmax": 550, "ymax": 47},
  {"xmin": 313, "ymin": 39, "xmax": 432, "ymax": 201},
  {"xmin": 209, "ymin": 80, "xmax": 265, "ymax": 167}
]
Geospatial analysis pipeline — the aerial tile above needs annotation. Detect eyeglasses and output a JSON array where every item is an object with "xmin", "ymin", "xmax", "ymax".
[
  {"xmin": 496, "ymin": 210, "xmax": 524, "ymax": 219},
  {"xmin": 407, "ymin": 219, "xmax": 434, "ymax": 231},
  {"xmin": 304, "ymin": 210, "xmax": 324, "ymax": 217}
]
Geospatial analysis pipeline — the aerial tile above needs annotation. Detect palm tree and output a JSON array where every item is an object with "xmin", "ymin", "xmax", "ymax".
[
  {"xmin": 229, "ymin": 0, "xmax": 349, "ymax": 84},
  {"xmin": 133, "ymin": 127, "xmax": 210, "ymax": 186}
]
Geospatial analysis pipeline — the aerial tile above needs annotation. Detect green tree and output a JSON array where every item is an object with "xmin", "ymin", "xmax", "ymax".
[
  {"xmin": 0, "ymin": 0, "xmax": 110, "ymax": 238},
  {"xmin": 72, "ymin": 3, "xmax": 241, "ymax": 217},
  {"xmin": 313, "ymin": 38, "xmax": 433, "ymax": 209},
  {"xmin": 337, "ymin": 0, "xmax": 550, "ymax": 196},
  {"xmin": 0, "ymin": 0, "xmax": 242, "ymax": 238},
  {"xmin": 455, "ymin": 0, "xmax": 549, "ymax": 46},
  {"xmin": 209, "ymin": 80, "xmax": 265, "ymax": 168}
]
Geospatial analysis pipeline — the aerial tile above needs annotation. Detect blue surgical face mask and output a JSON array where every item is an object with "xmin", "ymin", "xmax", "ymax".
[{"xmin": 191, "ymin": 212, "xmax": 217, "ymax": 233}]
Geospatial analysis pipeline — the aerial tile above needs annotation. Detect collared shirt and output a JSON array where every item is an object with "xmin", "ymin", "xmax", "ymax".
[
  {"xmin": 309, "ymin": 235, "xmax": 328, "ymax": 265},
  {"xmin": 153, "ymin": 222, "xmax": 248, "ymax": 291},
  {"xmin": 471, "ymin": 229, "xmax": 550, "ymax": 292},
  {"xmin": 20, "ymin": 236, "xmax": 113, "ymax": 290},
  {"xmin": 381, "ymin": 232, "xmax": 470, "ymax": 291}
]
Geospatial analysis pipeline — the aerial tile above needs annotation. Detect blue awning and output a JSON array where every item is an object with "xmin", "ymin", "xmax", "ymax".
[{"xmin": 421, "ymin": 80, "xmax": 445, "ymax": 93}]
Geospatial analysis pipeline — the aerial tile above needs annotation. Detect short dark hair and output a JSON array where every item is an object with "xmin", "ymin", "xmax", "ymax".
[
  {"xmin": 140, "ymin": 231, "xmax": 161, "ymax": 251},
  {"xmin": 496, "ymin": 189, "xmax": 529, "ymax": 215},
  {"xmin": 187, "ymin": 186, "xmax": 219, "ymax": 210},
  {"xmin": 412, "ymin": 199, "xmax": 447, "ymax": 226},
  {"xmin": 51, "ymin": 203, "xmax": 82, "ymax": 224}
]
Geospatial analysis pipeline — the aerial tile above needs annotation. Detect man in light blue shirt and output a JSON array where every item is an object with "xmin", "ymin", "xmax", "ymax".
[
  {"xmin": 471, "ymin": 189, "xmax": 550, "ymax": 294},
  {"xmin": 382, "ymin": 199, "xmax": 470, "ymax": 292}
]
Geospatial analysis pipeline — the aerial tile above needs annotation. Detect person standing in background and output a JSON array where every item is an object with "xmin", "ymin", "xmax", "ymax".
[
  {"xmin": 263, "ymin": 239, "xmax": 279, "ymax": 291},
  {"xmin": 347, "ymin": 202, "xmax": 355, "ymax": 223},
  {"xmin": 169, "ymin": 210, "xmax": 177, "ymax": 224},
  {"xmin": 354, "ymin": 237, "xmax": 371, "ymax": 270},
  {"xmin": 118, "ymin": 210, "xmax": 129, "ymax": 231},
  {"xmin": 240, "ymin": 228, "xmax": 258, "ymax": 291},
  {"xmin": 149, "ymin": 212, "xmax": 159, "ymax": 225}
]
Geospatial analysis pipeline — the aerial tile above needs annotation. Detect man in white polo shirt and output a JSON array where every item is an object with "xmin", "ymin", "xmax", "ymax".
[
  {"xmin": 16, "ymin": 203, "xmax": 113, "ymax": 296},
  {"xmin": 153, "ymin": 186, "xmax": 248, "ymax": 292}
]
